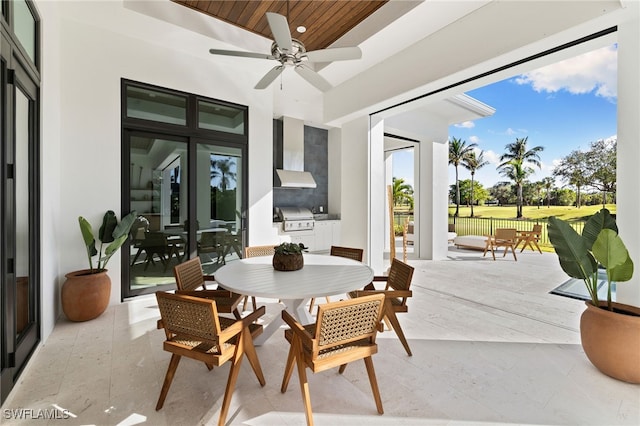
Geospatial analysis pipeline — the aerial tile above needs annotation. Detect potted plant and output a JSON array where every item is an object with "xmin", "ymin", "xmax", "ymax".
[
  {"xmin": 62, "ymin": 210, "xmax": 137, "ymax": 321},
  {"xmin": 548, "ymin": 208, "xmax": 640, "ymax": 383},
  {"xmin": 272, "ymin": 242, "xmax": 307, "ymax": 271}
]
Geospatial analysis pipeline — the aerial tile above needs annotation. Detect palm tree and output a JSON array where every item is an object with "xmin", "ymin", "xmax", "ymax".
[
  {"xmin": 534, "ymin": 181, "xmax": 544, "ymax": 209},
  {"xmin": 392, "ymin": 177, "xmax": 414, "ymax": 208},
  {"xmin": 543, "ymin": 176, "xmax": 554, "ymax": 208},
  {"xmin": 210, "ymin": 157, "xmax": 237, "ymax": 191},
  {"xmin": 462, "ymin": 150, "xmax": 489, "ymax": 217},
  {"xmin": 498, "ymin": 159, "xmax": 534, "ymax": 218},
  {"xmin": 448, "ymin": 137, "xmax": 477, "ymax": 217},
  {"xmin": 498, "ymin": 137, "xmax": 544, "ymax": 215}
]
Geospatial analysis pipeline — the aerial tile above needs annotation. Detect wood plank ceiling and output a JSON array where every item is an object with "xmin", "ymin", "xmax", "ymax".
[{"xmin": 172, "ymin": 0, "xmax": 389, "ymax": 52}]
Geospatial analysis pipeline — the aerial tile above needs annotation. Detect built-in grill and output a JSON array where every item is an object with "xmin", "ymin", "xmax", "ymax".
[{"xmin": 277, "ymin": 207, "xmax": 315, "ymax": 232}]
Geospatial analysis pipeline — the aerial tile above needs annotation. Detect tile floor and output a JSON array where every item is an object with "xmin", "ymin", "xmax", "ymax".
[{"xmin": 2, "ymin": 247, "xmax": 639, "ymax": 425}]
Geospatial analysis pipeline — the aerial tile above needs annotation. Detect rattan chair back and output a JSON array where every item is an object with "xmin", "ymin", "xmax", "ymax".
[
  {"xmin": 330, "ymin": 245, "xmax": 364, "ymax": 262},
  {"xmin": 244, "ymin": 245, "xmax": 276, "ymax": 258},
  {"xmin": 173, "ymin": 257, "xmax": 207, "ymax": 291}
]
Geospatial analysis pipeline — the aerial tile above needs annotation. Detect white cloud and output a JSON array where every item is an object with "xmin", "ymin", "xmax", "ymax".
[
  {"xmin": 454, "ymin": 121, "xmax": 475, "ymax": 128},
  {"xmin": 479, "ymin": 149, "xmax": 500, "ymax": 165},
  {"xmin": 514, "ymin": 44, "xmax": 617, "ymax": 100},
  {"xmin": 469, "ymin": 135, "xmax": 480, "ymax": 144},
  {"xmin": 506, "ymin": 128, "xmax": 516, "ymax": 135}
]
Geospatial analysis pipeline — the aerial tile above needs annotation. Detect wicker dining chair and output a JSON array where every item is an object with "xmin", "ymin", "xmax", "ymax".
[
  {"xmin": 154, "ymin": 291, "xmax": 266, "ymax": 426},
  {"xmin": 281, "ymin": 293, "xmax": 386, "ymax": 426},
  {"xmin": 241, "ymin": 245, "xmax": 277, "ymax": 310},
  {"xmin": 173, "ymin": 257, "xmax": 243, "ymax": 319},
  {"xmin": 308, "ymin": 245, "xmax": 364, "ymax": 313},
  {"xmin": 349, "ymin": 258, "xmax": 415, "ymax": 356}
]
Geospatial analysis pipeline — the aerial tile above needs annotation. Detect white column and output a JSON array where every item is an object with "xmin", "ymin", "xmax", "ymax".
[
  {"xmin": 369, "ymin": 117, "xmax": 386, "ymax": 273},
  {"xmin": 417, "ymin": 119, "xmax": 450, "ymax": 260},
  {"xmin": 339, "ymin": 116, "xmax": 371, "ymax": 263},
  {"xmin": 616, "ymin": 10, "xmax": 640, "ymax": 307}
]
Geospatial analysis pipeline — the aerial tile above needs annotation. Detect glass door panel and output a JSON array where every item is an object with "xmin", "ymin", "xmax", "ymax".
[
  {"xmin": 196, "ymin": 143, "xmax": 244, "ymax": 275},
  {"xmin": 15, "ymin": 88, "xmax": 30, "ymax": 338},
  {"xmin": 127, "ymin": 134, "xmax": 187, "ymax": 296}
]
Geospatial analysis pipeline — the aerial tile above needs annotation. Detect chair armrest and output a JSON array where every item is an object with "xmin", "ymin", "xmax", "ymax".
[
  {"xmin": 282, "ymin": 310, "xmax": 314, "ymax": 342},
  {"xmin": 372, "ymin": 276, "xmax": 388, "ymax": 282},
  {"xmin": 203, "ymin": 275, "xmax": 216, "ymax": 282},
  {"xmin": 175, "ymin": 289, "xmax": 235, "ymax": 299},
  {"xmin": 240, "ymin": 305, "xmax": 266, "ymax": 327},
  {"xmin": 381, "ymin": 289, "xmax": 412, "ymax": 298}
]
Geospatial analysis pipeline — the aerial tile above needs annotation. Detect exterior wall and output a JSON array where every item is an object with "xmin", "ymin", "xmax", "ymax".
[
  {"xmin": 39, "ymin": 1, "xmax": 276, "ymax": 340},
  {"xmin": 616, "ymin": 9, "xmax": 640, "ymax": 307}
]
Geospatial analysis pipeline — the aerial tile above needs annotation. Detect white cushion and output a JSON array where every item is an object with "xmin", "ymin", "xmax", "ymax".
[{"xmin": 453, "ymin": 235, "xmax": 487, "ymax": 249}]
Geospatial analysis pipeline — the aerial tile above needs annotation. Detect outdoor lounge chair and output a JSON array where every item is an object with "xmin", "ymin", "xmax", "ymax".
[
  {"xmin": 516, "ymin": 224, "xmax": 543, "ymax": 253},
  {"xmin": 484, "ymin": 228, "xmax": 518, "ymax": 261}
]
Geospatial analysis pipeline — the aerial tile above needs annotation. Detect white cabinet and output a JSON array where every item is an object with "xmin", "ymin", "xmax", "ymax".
[
  {"xmin": 313, "ymin": 220, "xmax": 341, "ymax": 252},
  {"xmin": 272, "ymin": 220, "xmax": 341, "ymax": 253},
  {"xmin": 314, "ymin": 221, "xmax": 332, "ymax": 251}
]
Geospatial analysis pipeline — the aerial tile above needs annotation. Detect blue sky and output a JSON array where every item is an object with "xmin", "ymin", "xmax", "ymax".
[{"xmin": 392, "ymin": 44, "xmax": 617, "ymax": 190}]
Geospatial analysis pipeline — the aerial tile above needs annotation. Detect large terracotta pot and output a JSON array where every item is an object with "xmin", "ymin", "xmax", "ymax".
[
  {"xmin": 580, "ymin": 301, "xmax": 640, "ymax": 383},
  {"xmin": 61, "ymin": 269, "xmax": 111, "ymax": 322},
  {"xmin": 272, "ymin": 253, "xmax": 304, "ymax": 271}
]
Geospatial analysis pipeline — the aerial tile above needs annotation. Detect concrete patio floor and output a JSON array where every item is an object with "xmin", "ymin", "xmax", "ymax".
[{"xmin": 3, "ymin": 246, "xmax": 639, "ymax": 425}]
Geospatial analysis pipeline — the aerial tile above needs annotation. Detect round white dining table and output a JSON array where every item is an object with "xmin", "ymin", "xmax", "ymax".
[{"xmin": 214, "ymin": 253, "xmax": 374, "ymax": 345}]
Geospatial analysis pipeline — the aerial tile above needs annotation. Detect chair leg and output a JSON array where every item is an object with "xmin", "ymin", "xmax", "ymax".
[
  {"xmin": 281, "ymin": 339, "xmax": 297, "ymax": 392},
  {"xmin": 308, "ymin": 298, "xmax": 316, "ymax": 314},
  {"xmin": 156, "ymin": 354, "xmax": 181, "ymax": 411},
  {"xmin": 384, "ymin": 302, "xmax": 412, "ymax": 356},
  {"xmin": 293, "ymin": 339, "xmax": 314, "ymax": 426},
  {"xmin": 364, "ymin": 356, "xmax": 384, "ymax": 414},
  {"xmin": 242, "ymin": 327, "xmax": 266, "ymax": 386},
  {"xmin": 251, "ymin": 296, "xmax": 257, "ymax": 311},
  {"xmin": 218, "ymin": 331, "xmax": 245, "ymax": 426}
]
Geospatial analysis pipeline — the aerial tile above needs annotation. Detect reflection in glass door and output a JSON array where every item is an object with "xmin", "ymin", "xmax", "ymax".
[
  {"xmin": 196, "ymin": 144, "xmax": 244, "ymax": 275},
  {"xmin": 126, "ymin": 133, "xmax": 187, "ymax": 296}
]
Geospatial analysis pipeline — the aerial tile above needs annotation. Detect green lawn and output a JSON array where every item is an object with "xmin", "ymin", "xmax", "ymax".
[{"xmin": 448, "ymin": 204, "xmax": 616, "ymax": 221}]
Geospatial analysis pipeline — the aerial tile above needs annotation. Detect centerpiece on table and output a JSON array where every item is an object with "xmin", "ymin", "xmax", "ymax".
[{"xmin": 273, "ymin": 242, "xmax": 308, "ymax": 271}]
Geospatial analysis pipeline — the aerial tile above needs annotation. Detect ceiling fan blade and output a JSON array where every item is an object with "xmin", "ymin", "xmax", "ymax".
[
  {"xmin": 266, "ymin": 12, "xmax": 293, "ymax": 52},
  {"xmin": 305, "ymin": 46, "xmax": 362, "ymax": 63},
  {"xmin": 255, "ymin": 65, "xmax": 285, "ymax": 89},
  {"xmin": 295, "ymin": 65, "xmax": 332, "ymax": 92},
  {"xmin": 209, "ymin": 48, "xmax": 274, "ymax": 60}
]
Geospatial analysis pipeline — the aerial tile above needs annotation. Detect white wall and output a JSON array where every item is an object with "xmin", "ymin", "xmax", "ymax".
[
  {"xmin": 615, "ymin": 7, "xmax": 640, "ymax": 308},
  {"xmin": 40, "ymin": 1, "xmax": 276, "ymax": 338}
]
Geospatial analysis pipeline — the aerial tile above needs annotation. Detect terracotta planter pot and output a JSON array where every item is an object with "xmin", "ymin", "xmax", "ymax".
[
  {"xmin": 272, "ymin": 253, "xmax": 304, "ymax": 271},
  {"xmin": 580, "ymin": 301, "xmax": 640, "ymax": 383},
  {"xmin": 61, "ymin": 269, "xmax": 111, "ymax": 322}
]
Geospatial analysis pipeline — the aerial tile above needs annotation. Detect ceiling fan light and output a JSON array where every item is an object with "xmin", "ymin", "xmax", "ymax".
[{"xmin": 296, "ymin": 26, "xmax": 306, "ymax": 33}]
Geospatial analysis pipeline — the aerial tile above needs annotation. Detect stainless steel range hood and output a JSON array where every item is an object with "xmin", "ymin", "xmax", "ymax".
[{"xmin": 275, "ymin": 117, "xmax": 317, "ymax": 189}]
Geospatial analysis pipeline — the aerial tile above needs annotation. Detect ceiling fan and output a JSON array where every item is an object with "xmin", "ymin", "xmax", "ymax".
[{"xmin": 208, "ymin": 12, "xmax": 362, "ymax": 91}]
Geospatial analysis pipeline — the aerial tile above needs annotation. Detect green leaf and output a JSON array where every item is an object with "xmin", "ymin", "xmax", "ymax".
[
  {"xmin": 113, "ymin": 211, "xmax": 137, "ymax": 239},
  {"xmin": 101, "ymin": 234, "xmax": 129, "ymax": 269},
  {"xmin": 99, "ymin": 211, "xmax": 117, "ymax": 244},
  {"xmin": 582, "ymin": 208, "xmax": 617, "ymax": 249},
  {"xmin": 78, "ymin": 216, "xmax": 97, "ymax": 257},
  {"xmin": 593, "ymin": 229, "xmax": 634, "ymax": 283},
  {"xmin": 548, "ymin": 216, "xmax": 597, "ymax": 280}
]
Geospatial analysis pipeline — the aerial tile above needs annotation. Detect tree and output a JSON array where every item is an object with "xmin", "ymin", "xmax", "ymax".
[
  {"xmin": 392, "ymin": 177, "xmax": 414, "ymax": 209},
  {"xmin": 498, "ymin": 159, "xmax": 534, "ymax": 218},
  {"xmin": 543, "ymin": 176, "xmax": 554, "ymax": 208},
  {"xmin": 449, "ymin": 179, "xmax": 489, "ymax": 207},
  {"xmin": 490, "ymin": 182, "xmax": 516, "ymax": 205},
  {"xmin": 210, "ymin": 157, "xmax": 237, "ymax": 192},
  {"xmin": 448, "ymin": 137, "xmax": 477, "ymax": 217},
  {"xmin": 534, "ymin": 181, "xmax": 544, "ymax": 209},
  {"xmin": 462, "ymin": 150, "xmax": 489, "ymax": 217},
  {"xmin": 497, "ymin": 137, "xmax": 544, "ymax": 217},
  {"xmin": 553, "ymin": 150, "xmax": 589, "ymax": 208},
  {"xmin": 584, "ymin": 138, "xmax": 616, "ymax": 207}
]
